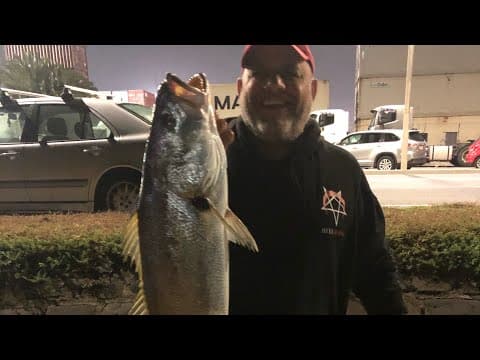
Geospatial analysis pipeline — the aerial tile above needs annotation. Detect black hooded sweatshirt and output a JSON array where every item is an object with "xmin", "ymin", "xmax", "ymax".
[{"xmin": 227, "ymin": 118, "xmax": 407, "ymax": 315}]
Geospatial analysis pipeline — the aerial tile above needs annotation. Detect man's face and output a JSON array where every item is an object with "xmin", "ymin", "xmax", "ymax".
[{"xmin": 238, "ymin": 45, "xmax": 317, "ymax": 143}]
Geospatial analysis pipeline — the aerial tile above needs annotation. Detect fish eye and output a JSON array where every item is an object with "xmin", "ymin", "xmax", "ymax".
[{"xmin": 162, "ymin": 112, "xmax": 177, "ymax": 131}]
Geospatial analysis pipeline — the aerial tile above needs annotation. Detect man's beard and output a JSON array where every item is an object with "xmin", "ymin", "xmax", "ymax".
[{"xmin": 241, "ymin": 104, "xmax": 309, "ymax": 143}]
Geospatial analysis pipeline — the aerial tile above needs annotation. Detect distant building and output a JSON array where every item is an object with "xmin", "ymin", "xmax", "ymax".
[
  {"xmin": 3, "ymin": 45, "xmax": 89, "ymax": 79},
  {"xmin": 127, "ymin": 89, "xmax": 155, "ymax": 107},
  {"xmin": 99, "ymin": 89, "xmax": 156, "ymax": 107}
]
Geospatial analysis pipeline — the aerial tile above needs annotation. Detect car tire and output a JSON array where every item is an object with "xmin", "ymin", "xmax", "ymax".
[
  {"xmin": 376, "ymin": 155, "xmax": 396, "ymax": 170},
  {"xmin": 454, "ymin": 144, "xmax": 470, "ymax": 167},
  {"xmin": 475, "ymin": 157, "xmax": 480, "ymax": 169},
  {"xmin": 95, "ymin": 174, "xmax": 140, "ymax": 212}
]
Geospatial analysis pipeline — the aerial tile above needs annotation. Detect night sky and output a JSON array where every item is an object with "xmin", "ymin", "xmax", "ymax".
[{"xmin": 86, "ymin": 45, "xmax": 356, "ymax": 116}]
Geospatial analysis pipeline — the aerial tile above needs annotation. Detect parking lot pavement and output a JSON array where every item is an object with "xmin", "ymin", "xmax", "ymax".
[{"xmin": 419, "ymin": 161, "xmax": 455, "ymax": 167}]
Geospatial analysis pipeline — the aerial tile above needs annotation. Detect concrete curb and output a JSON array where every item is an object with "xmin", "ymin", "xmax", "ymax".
[{"xmin": 364, "ymin": 168, "xmax": 480, "ymax": 175}]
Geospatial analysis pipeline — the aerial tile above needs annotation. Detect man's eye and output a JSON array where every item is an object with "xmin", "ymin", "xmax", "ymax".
[
  {"xmin": 250, "ymin": 69, "xmax": 301, "ymax": 82},
  {"xmin": 251, "ymin": 71, "xmax": 267, "ymax": 79},
  {"xmin": 281, "ymin": 70, "xmax": 300, "ymax": 80}
]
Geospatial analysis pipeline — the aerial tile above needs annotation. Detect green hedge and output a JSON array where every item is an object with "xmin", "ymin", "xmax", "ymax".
[
  {"xmin": 0, "ymin": 213, "xmax": 135, "ymax": 308},
  {"xmin": 0, "ymin": 233, "xmax": 135, "ymax": 308},
  {"xmin": 0, "ymin": 205, "xmax": 479, "ymax": 307},
  {"xmin": 385, "ymin": 204, "xmax": 480, "ymax": 285}
]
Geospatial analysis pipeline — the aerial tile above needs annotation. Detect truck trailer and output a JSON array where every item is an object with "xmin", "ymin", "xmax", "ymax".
[
  {"xmin": 369, "ymin": 104, "xmax": 476, "ymax": 166},
  {"xmin": 355, "ymin": 45, "xmax": 480, "ymax": 166}
]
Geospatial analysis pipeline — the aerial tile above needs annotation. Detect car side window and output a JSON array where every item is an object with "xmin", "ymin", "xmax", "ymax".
[
  {"xmin": 90, "ymin": 114, "xmax": 112, "ymax": 139},
  {"xmin": 341, "ymin": 134, "xmax": 362, "ymax": 145},
  {"xmin": 0, "ymin": 109, "xmax": 27, "ymax": 143},
  {"xmin": 362, "ymin": 133, "xmax": 382, "ymax": 143},
  {"xmin": 37, "ymin": 105, "xmax": 112, "ymax": 142},
  {"xmin": 384, "ymin": 133, "xmax": 400, "ymax": 142}
]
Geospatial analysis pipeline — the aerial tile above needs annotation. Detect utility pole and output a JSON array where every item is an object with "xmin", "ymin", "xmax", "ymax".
[{"xmin": 400, "ymin": 45, "xmax": 415, "ymax": 171}]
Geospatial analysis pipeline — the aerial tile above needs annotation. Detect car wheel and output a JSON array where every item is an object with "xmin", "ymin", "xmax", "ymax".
[
  {"xmin": 454, "ymin": 144, "xmax": 470, "ymax": 167},
  {"xmin": 475, "ymin": 157, "xmax": 480, "ymax": 169},
  {"xmin": 106, "ymin": 180, "xmax": 139, "ymax": 212},
  {"xmin": 376, "ymin": 155, "xmax": 396, "ymax": 170},
  {"xmin": 96, "ymin": 175, "xmax": 140, "ymax": 212}
]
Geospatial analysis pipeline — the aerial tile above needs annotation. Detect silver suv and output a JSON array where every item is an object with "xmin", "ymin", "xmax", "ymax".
[
  {"xmin": 0, "ymin": 91, "xmax": 152, "ymax": 213},
  {"xmin": 337, "ymin": 129, "xmax": 428, "ymax": 170}
]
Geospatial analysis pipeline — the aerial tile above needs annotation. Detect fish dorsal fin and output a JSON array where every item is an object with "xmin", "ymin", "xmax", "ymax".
[
  {"xmin": 204, "ymin": 197, "xmax": 259, "ymax": 252},
  {"xmin": 122, "ymin": 211, "xmax": 149, "ymax": 315}
]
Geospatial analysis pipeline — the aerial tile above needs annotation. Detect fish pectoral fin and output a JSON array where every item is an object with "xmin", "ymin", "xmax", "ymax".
[
  {"xmin": 224, "ymin": 208, "xmax": 259, "ymax": 252},
  {"xmin": 204, "ymin": 197, "xmax": 258, "ymax": 252}
]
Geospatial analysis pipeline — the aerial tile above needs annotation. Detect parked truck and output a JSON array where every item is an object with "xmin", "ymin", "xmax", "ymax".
[
  {"xmin": 368, "ymin": 104, "xmax": 476, "ymax": 166},
  {"xmin": 309, "ymin": 108, "xmax": 349, "ymax": 144},
  {"xmin": 355, "ymin": 46, "xmax": 480, "ymax": 167}
]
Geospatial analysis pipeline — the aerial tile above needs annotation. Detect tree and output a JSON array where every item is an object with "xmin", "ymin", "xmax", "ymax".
[{"xmin": 0, "ymin": 52, "xmax": 97, "ymax": 96}]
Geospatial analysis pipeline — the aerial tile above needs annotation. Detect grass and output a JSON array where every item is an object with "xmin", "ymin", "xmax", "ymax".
[{"xmin": 0, "ymin": 211, "xmax": 130, "ymax": 241}]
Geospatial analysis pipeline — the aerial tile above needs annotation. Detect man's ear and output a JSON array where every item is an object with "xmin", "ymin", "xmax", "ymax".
[
  {"xmin": 237, "ymin": 77, "xmax": 243, "ymax": 95},
  {"xmin": 311, "ymin": 79, "xmax": 318, "ymax": 100}
]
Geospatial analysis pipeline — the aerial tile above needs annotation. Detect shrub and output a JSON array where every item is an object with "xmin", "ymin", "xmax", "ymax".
[
  {"xmin": 0, "ymin": 204, "xmax": 479, "ymax": 306},
  {"xmin": 0, "ymin": 212, "xmax": 135, "ymax": 309},
  {"xmin": 385, "ymin": 204, "xmax": 480, "ymax": 285}
]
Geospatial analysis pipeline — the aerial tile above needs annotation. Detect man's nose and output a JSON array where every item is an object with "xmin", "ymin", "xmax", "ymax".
[{"xmin": 263, "ymin": 74, "xmax": 286, "ymax": 89}]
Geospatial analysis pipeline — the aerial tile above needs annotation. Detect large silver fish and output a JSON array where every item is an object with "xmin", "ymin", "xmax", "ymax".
[{"xmin": 122, "ymin": 73, "xmax": 258, "ymax": 315}]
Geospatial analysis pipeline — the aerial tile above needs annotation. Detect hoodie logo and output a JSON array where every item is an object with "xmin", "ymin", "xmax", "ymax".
[{"xmin": 321, "ymin": 187, "xmax": 347, "ymax": 227}]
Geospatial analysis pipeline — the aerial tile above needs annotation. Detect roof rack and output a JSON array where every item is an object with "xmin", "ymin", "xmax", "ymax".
[
  {"xmin": 63, "ymin": 85, "xmax": 113, "ymax": 100},
  {"xmin": 0, "ymin": 87, "xmax": 57, "ymax": 99},
  {"xmin": 0, "ymin": 89, "xmax": 19, "ymax": 108}
]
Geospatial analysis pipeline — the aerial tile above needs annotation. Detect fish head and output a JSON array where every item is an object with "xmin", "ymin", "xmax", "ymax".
[{"xmin": 147, "ymin": 73, "xmax": 225, "ymax": 198}]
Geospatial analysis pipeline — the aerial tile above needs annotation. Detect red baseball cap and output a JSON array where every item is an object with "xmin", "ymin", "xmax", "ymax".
[{"xmin": 241, "ymin": 45, "xmax": 315, "ymax": 74}]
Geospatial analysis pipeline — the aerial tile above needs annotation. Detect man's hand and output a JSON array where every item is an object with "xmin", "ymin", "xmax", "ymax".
[{"xmin": 216, "ymin": 113, "xmax": 235, "ymax": 150}]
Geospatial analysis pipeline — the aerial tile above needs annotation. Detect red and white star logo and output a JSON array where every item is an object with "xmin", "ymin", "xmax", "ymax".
[{"xmin": 321, "ymin": 187, "xmax": 347, "ymax": 226}]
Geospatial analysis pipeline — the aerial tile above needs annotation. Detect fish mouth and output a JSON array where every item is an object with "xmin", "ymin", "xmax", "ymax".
[
  {"xmin": 163, "ymin": 73, "xmax": 209, "ymax": 109},
  {"xmin": 166, "ymin": 73, "xmax": 209, "ymax": 95}
]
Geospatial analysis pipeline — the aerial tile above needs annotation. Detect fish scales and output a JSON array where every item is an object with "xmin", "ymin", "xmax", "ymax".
[{"xmin": 122, "ymin": 73, "xmax": 258, "ymax": 315}]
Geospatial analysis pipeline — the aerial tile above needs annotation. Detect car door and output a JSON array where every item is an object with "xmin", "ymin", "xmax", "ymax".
[
  {"xmin": 21, "ymin": 103, "xmax": 115, "ymax": 211},
  {"xmin": 356, "ymin": 132, "xmax": 383, "ymax": 167},
  {"xmin": 0, "ymin": 108, "xmax": 29, "ymax": 211},
  {"xmin": 338, "ymin": 133, "xmax": 368, "ymax": 165}
]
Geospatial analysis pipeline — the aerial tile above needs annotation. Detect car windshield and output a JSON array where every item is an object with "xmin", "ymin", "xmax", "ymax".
[
  {"xmin": 117, "ymin": 103, "xmax": 153, "ymax": 124},
  {"xmin": 409, "ymin": 132, "xmax": 426, "ymax": 141}
]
